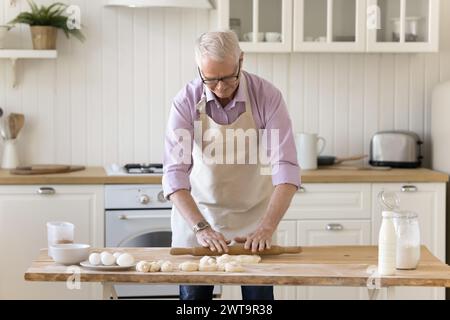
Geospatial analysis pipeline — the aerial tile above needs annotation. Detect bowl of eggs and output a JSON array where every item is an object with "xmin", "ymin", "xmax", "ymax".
[{"xmin": 50, "ymin": 243, "xmax": 90, "ymax": 265}]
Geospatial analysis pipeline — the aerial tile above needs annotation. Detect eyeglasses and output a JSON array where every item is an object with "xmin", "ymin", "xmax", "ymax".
[{"xmin": 198, "ymin": 62, "xmax": 241, "ymax": 88}]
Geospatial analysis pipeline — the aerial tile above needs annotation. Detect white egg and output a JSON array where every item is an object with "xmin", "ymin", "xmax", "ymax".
[
  {"xmin": 88, "ymin": 253, "xmax": 101, "ymax": 265},
  {"xmin": 101, "ymin": 252, "xmax": 115, "ymax": 266},
  {"xmin": 113, "ymin": 252, "xmax": 122, "ymax": 260},
  {"xmin": 116, "ymin": 253, "xmax": 135, "ymax": 267}
]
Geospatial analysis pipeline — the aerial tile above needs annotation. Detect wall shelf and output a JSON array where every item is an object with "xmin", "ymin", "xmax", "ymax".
[{"xmin": 0, "ymin": 50, "xmax": 58, "ymax": 88}]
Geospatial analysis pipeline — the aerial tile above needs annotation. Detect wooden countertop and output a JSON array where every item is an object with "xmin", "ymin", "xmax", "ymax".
[
  {"xmin": 0, "ymin": 167, "xmax": 447, "ymax": 185},
  {"xmin": 25, "ymin": 246, "xmax": 450, "ymax": 287}
]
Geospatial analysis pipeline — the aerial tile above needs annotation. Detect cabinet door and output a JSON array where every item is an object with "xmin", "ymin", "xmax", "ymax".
[
  {"xmin": 366, "ymin": 0, "xmax": 440, "ymax": 52},
  {"xmin": 216, "ymin": 0, "xmax": 293, "ymax": 52},
  {"xmin": 284, "ymin": 183, "xmax": 371, "ymax": 220},
  {"xmin": 372, "ymin": 183, "xmax": 446, "ymax": 300},
  {"xmin": 293, "ymin": 0, "xmax": 367, "ymax": 52},
  {"xmin": 274, "ymin": 221, "xmax": 297, "ymax": 300},
  {"xmin": 297, "ymin": 220, "xmax": 371, "ymax": 300},
  {"xmin": 0, "ymin": 185, "xmax": 104, "ymax": 299}
]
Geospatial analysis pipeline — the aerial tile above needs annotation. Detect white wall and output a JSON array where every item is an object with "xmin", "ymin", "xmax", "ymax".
[{"xmin": 0, "ymin": 0, "xmax": 449, "ymax": 167}]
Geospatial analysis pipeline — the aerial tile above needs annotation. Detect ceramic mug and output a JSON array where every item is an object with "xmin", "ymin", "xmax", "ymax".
[{"xmin": 295, "ymin": 133, "xmax": 326, "ymax": 170}]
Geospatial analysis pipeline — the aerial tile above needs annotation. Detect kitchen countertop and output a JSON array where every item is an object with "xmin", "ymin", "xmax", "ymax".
[
  {"xmin": 0, "ymin": 167, "xmax": 448, "ymax": 185},
  {"xmin": 25, "ymin": 246, "xmax": 450, "ymax": 288}
]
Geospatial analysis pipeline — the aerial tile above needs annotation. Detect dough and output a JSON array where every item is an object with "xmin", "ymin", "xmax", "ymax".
[
  {"xmin": 200, "ymin": 256, "xmax": 216, "ymax": 266},
  {"xmin": 199, "ymin": 263, "xmax": 218, "ymax": 272},
  {"xmin": 136, "ymin": 261, "xmax": 150, "ymax": 273},
  {"xmin": 224, "ymin": 261, "xmax": 245, "ymax": 273},
  {"xmin": 160, "ymin": 261, "xmax": 173, "ymax": 272},
  {"xmin": 179, "ymin": 261, "xmax": 199, "ymax": 272},
  {"xmin": 148, "ymin": 261, "xmax": 161, "ymax": 272},
  {"xmin": 234, "ymin": 255, "xmax": 261, "ymax": 264},
  {"xmin": 216, "ymin": 254, "xmax": 233, "ymax": 265}
]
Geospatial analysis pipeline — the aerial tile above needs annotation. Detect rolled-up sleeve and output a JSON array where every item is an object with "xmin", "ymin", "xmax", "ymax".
[
  {"xmin": 264, "ymin": 89, "xmax": 301, "ymax": 188},
  {"xmin": 162, "ymin": 97, "xmax": 194, "ymax": 199}
]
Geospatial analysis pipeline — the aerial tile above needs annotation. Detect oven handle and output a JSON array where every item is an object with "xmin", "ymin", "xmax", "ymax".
[{"xmin": 118, "ymin": 214, "xmax": 170, "ymax": 220}]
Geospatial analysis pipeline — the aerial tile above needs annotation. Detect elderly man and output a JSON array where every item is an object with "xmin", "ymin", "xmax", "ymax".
[{"xmin": 163, "ymin": 31, "xmax": 300, "ymax": 300}]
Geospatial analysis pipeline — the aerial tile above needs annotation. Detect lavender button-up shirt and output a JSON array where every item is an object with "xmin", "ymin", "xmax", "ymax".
[{"xmin": 163, "ymin": 71, "xmax": 301, "ymax": 198}]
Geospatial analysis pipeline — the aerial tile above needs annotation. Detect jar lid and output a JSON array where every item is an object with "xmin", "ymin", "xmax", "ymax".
[{"xmin": 378, "ymin": 191, "xmax": 400, "ymax": 210}]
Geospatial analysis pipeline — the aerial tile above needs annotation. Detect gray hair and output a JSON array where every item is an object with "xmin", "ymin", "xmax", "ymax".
[{"xmin": 194, "ymin": 30, "xmax": 242, "ymax": 67}]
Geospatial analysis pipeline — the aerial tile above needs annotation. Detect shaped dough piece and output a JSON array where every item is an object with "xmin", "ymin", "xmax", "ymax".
[
  {"xmin": 148, "ymin": 261, "xmax": 161, "ymax": 272},
  {"xmin": 136, "ymin": 261, "xmax": 151, "ymax": 273},
  {"xmin": 179, "ymin": 261, "xmax": 199, "ymax": 272},
  {"xmin": 216, "ymin": 254, "xmax": 233, "ymax": 265},
  {"xmin": 199, "ymin": 263, "xmax": 218, "ymax": 272},
  {"xmin": 234, "ymin": 255, "xmax": 261, "ymax": 264},
  {"xmin": 160, "ymin": 261, "xmax": 174, "ymax": 272},
  {"xmin": 200, "ymin": 256, "xmax": 216, "ymax": 266},
  {"xmin": 224, "ymin": 261, "xmax": 245, "ymax": 273}
]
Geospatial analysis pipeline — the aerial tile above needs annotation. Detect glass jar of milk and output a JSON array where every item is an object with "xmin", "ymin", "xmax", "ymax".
[{"xmin": 393, "ymin": 211, "xmax": 421, "ymax": 270}]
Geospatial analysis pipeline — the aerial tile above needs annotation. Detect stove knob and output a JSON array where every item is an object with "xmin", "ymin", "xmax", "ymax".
[
  {"xmin": 139, "ymin": 194, "xmax": 150, "ymax": 204},
  {"xmin": 157, "ymin": 191, "xmax": 167, "ymax": 203}
]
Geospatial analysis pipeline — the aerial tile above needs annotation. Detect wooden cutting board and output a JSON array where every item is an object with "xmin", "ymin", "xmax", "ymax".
[{"xmin": 10, "ymin": 165, "xmax": 86, "ymax": 175}]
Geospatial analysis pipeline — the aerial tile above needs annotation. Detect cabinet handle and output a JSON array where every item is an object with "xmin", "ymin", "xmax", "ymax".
[
  {"xmin": 326, "ymin": 224, "xmax": 343, "ymax": 231},
  {"xmin": 401, "ymin": 185, "xmax": 418, "ymax": 193},
  {"xmin": 37, "ymin": 187, "xmax": 56, "ymax": 195},
  {"xmin": 297, "ymin": 186, "xmax": 306, "ymax": 193}
]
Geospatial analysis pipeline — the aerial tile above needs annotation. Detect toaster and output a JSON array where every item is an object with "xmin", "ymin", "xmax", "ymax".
[{"xmin": 369, "ymin": 131, "xmax": 423, "ymax": 168}]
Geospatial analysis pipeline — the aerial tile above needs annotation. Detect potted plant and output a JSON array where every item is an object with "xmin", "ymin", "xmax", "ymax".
[{"xmin": 9, "ymin": 0, "xmax": 85, "ymax": 50}]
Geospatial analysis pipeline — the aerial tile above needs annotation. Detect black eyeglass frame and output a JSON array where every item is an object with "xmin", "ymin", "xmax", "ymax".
[{"xmin": 198, "ymin": 61, "xmax": 242, "ymax": 87}]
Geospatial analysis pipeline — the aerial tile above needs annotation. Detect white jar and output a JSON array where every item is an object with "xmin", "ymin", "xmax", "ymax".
[
  {"xmin": 378, "ymin": 211, "xmax": 397, "ymax": 275},
  {"xmin": 393, "ymin": 211, "xmax": 420, "ymax": 270}
]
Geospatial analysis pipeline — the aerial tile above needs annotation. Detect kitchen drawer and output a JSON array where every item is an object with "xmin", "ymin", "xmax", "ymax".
[
  {"xmin": 284, "ymin": 183, "xmax": 371, "ymax": 220},
  {"xmin": 297, "ymin": 220, "xmax": 371, "ymax": 246}
]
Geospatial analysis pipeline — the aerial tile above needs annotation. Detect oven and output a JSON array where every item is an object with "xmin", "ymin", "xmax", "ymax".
[{"xmin": 105, "ymin": 184, "xmax": 221, "ymax": 298}]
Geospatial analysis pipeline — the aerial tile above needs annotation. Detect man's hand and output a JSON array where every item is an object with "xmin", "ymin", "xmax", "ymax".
[
  {"xmin": 234, "ymin": 225, "xmax": 275, "ymax": 253},
  {"xmin": 196, "ymin": 228, "xmax": 230, "ymax": 253}
]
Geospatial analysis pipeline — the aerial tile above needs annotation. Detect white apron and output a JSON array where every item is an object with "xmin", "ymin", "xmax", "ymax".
[{"xmin": 171, "ymin": 76, "xmax": 274, "ymax": 247}]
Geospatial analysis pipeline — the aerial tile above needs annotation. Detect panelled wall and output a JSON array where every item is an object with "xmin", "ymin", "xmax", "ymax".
[{"xmin": 0, "ymin": 0, "xmax": 449, "ymax": 167}]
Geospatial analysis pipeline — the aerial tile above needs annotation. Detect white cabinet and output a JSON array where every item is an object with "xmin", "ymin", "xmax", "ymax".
[
  {"xmin": 366, "ymin": 0, "xmax": 440, "ymax": 52},
  {"xmin": 274, "ymin": 221, "xmax": 297, "ymax": 300},
  {"xmin": 293, "ymin": 0, "xmax": 367, "ymax": 52},
  {"xmin": 0, "ymin": 185, "xmax": 104, "ymax": 300},
  {"xmin": 213, "ymin": 0, "xmax": 440, "ymax": 52},
  {"xmin": 215, "ymin": 0, "xmax": 293, "ymax": 52},
  {"xmin": 372, "ymin": 183, "xmax": 446, "ymax": 300},
  {"xmin": 278, "ymin": 182, "xmax": 445, "ymax": 300},
  {"xmin": 296, "ymin": 220, "xmax": 371, "ymax": 300}
]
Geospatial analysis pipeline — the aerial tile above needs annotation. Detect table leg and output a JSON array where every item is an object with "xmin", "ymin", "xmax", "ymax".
[
  {"xmin": 386, "ymin": 287, "xmax": 396, "ymax": 300},
  {"xmin": 368, "ymin": 288, "xmax": 380, "ymax": 300},
  {"xmin": 102, "ymin": 282, "xmax": 118, "ymax": 300}
]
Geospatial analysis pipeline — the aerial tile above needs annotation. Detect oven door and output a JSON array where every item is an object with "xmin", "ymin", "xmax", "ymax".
[{"xmin": 105, "ymin": 209, "xmax": 221, "ymax": 298}]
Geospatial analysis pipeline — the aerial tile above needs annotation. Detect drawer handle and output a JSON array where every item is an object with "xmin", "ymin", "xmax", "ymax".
[
  {"xmin": 401, "ymin": 185, "xmax": 418, "ymax": 193},
  {"xmin": 326, "ymin": 224, "xmax": 343, "ymax": 231},
  {"xmin": 297, "ymin": 186, "xmax": 306, "ymax": 193},
  {"xmin": 37, "ymin": 187, "xmax": 56, "ymax": 195}
]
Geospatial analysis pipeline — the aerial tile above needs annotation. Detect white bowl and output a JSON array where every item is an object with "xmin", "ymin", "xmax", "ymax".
[
  {"xmin": 50, "ymin": 243, "xmax": 90, "ymax": 265},
  {"xmin": 243, "ymin": 32, "xmax": 265, "ymax": 42}
]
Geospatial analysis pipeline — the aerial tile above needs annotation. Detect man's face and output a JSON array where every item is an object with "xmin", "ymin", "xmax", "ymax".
[{"xmin": 199, "ymin": 57, "xmax": 241, "ymax": 100}]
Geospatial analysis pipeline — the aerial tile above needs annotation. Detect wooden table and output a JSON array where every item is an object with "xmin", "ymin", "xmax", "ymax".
[{"xmin": 25, "ymin": 246, "xmax": 450, "ymax": 300}]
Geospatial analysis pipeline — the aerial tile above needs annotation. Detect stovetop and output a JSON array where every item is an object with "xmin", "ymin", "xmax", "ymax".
[{"xmin": 104, "ymin": 163, "xmax": 163, "ymax": 176}]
